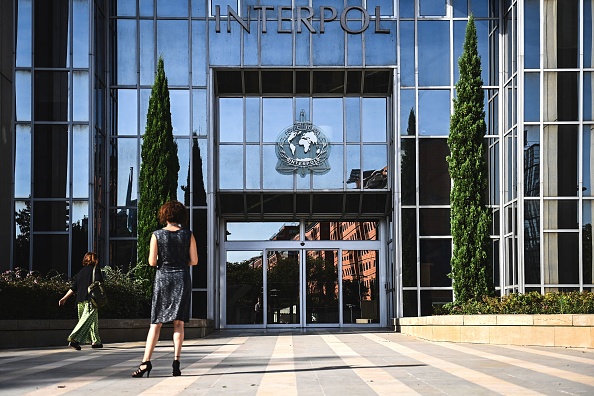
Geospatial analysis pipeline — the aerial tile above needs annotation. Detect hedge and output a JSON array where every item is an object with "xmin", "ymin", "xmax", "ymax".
[{"xmin": 0, "ymin": 267, "xmax": 151, "ymax": 320}]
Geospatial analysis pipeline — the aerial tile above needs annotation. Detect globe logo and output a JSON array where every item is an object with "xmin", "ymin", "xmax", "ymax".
[{"xmin": 276, "ymin": 110, "xmax": 331, "ymax": 177}]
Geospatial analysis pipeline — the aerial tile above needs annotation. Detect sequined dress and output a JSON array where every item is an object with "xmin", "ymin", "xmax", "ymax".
[{"xmin": 151, "ymin": 228, "xmax": 192, "ymax": 324}]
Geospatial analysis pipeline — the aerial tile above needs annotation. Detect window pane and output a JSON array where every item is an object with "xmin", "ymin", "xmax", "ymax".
[
  {"xmin": 584, "ymin": 73, "xmax": 594, "ymax": 121},
  {"xmin": 524, "ymin": 126, "xmax": 540, "ymax": 197},
  {"xmin": 543, "ymin": 233, "xmax": 579, "ymax": 284},
  {"xmin": 418, "ymin": 21, "xmax": 450, "ymax": 86},
  {"xmin": 170, "ymin": 90, "xmax": 190, "ymax": 136},
  {"xmin": 420, "ymin": 0, "xmax": 446, "ymax": 16},
  {"xmin": 193, "ymin": 89, "xmax": 208, "ymax": 136},
  {"xmin": 419, "ymin": 208, "xmax": 450, "ymax": 236},
  {"xmin": 176, "ymin": 138, "xmax": 190, "ymax": 202},
  {"xmin": 16, "ymin": 0, "xmax": 32, "ymax": 67},
  {"xmin": 209, "ymin": 20, "xmax": 240, "ymax": 66},
  {"xmin": 72, "ymin": 0, "xmax": 89, "ymax": 68},
  {"xmin": 15, "ymin": 71, "xmax": 31, "ymax": 122},
  {"xmin": 72, "ymin": 125, "xmax": 89, "ymax": 198},
  {"xmin": 312, "ymin": 20, "xmax": 345, "ymax": 66},
  {"xmin": 524, "ymin": 200, "xmax": 540, "ymax": 284},
  {"xmin": 15, "ymin": 125, "xmax": 31, "ymax": 198},
  {"xmin": 72, "ymin": 71, "xmax": 89, "ymax": 121},
  {"xmin": 362, "ymin": 145, "xmax": 387, "ymax": 189},
  {"xmin": 583, "ymin": 200, "xmax": 594, "ymax": 284},
  {"xmin": 400, "ymin": 90, "xmax": 416, "ymax": 135},
  {"xmin": 34, "ymin": 125, "xmax": 68, "ymax": 198},
  {"xmin": 157, "ymin": 0, "xmax": 188, "ymax": 16},
  {"xmin": 313, "ymin": 145, "xmax": 343, "ymax": 189},
  {"xmin": 365, "ymin": 21, "xmax": 396, "ymax": 66},
  {"xmin": 400, "ymin": 21, "xmax": 414, "ymax": 87},
  {"xmin": 226, "ymin": 222, "xmax": 299, "ymax": 241},
  {"xmin": 219, "ymin": 98, "xmax": 243, "ymax": 142},
  {"xmin": 263, "ymin": 98, "xmax": 292, "ymax": 142},
  {"xmin": 140, "ymin": 20, "xmax": 155, "ymax": 86},
  {"xmin": 33, "ymin": 234, "xmax": 68, "ymax": 275},
  {"xmin": 585, "ymin": 0, "xmax": 594, "ymax": 68},
  {"xmin": 157, "ymin": 20, "xmax": 189, "ymax": 86},
  {"xmin": 420, "ymin": 239, "xmax": 451, "ymax": 287},
  {"xmin": 419, "ymin": 138, "xmax": 450, "ymax": 205},
  {"xmin": 115, "ymin": 138, "xmax": 138, "ymax": 206},
  {"xmin": 33, "ymin": 201, "xmax": 68, "ymax": 231},
  {"xmin": 226, "ymin": 251, "xmax": 263, "ymax": 324},
  {"xmin": 246, "ymin": 145, "xmax": 261, "ymax": 189},
  {"xmin": 346, "ymin": 145, "xmax": 361, "ymax": 190},
  {"xmin": 401, "ymin": 138, "xmax": 416, "ymax": 205},
  {"xmin": 543, "ymin": 72, "xmax": 578, "ymax": 122},
  {"xmin": 313, "ymin": 98, "xmax": 343, "ymax": 143},
  {"xmin": 117, "ymin": 90, "xmax": 137, "ymax": 136},
  {"xmin": 262, "ymin": 23, "xmax": 293, "ymax": 66},
  {"xmin": 543, "ymin": 200, "xmax": 578, "ymax": 230},
  {"xmin": 117, "ymin": 20, "xmax": 136, "ymax": 85},
  {"xmin": 401, "ymin": 209, "xmax": 417, "ymax": 287},
  {"xmin": 419, "ymin": 90, "xmax": 450, "ymax": 136},
  {"xmin": 219, "ymin": 145, "xmax": 243, "ymax": 189},
  {"xmin": 524, "ymin": 72, "xmax": 540, "ymax": 122},
  {"xmin": 263, "ymin": 145, "xmax": 293, "ymax": 189},
  {"xmin": 192, "ymin": 21, "xmax": 208, "ymax": 86},
  {"xmin": 524, "ymin": 0, "xmax": 540, "ymax": 69},
  {"xmin": 34, "ymin": 71, "xmax": 68, "ymax": 122},
  {"xmin": 543, "ymin": 125, "xmax": 578, "ymax": 197},
  {"xmin": 362, "ymin": 98, "xmax": 387, "ymax": 142},
  {"xmin": 346, "ymin": 97, "xmax": 360, "ymax": 142}
]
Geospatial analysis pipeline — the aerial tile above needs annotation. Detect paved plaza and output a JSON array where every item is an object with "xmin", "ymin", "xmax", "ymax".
[{"xmin": 0, "ymin": 329, "xmax": 593, "ymax": 395}]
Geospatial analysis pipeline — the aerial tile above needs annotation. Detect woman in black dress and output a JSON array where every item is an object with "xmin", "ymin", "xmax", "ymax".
[{"xmin": 132, "ymin": 200, "xmax": 198, "ymax": 378}]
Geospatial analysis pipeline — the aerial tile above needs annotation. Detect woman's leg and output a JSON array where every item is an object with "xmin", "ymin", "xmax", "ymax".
[
  {"xmin": 68, "ymin": 302, "xmax": 96, "ymax": 344},
  {"xmin": 142, "ymin": 323, "xmax": 162, "ymax": 362},
  {"xmin": 172, "ymin": 320, "xmax": 184, "ymax": 359},
  {"xmin": 89, "ymin": 307, "xmax": 101, "ymax": 345}
]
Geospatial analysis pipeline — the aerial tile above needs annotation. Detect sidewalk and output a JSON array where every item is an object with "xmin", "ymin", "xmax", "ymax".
[{"xmin": 0, "ymin": 329, "xmax": 593, "ymax": 395}]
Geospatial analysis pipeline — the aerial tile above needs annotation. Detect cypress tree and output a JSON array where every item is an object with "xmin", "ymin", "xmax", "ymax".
[
  {"xmin": 136, "ymin": 56, "xmax": 179, "ymax": 283},
  {"xmin": 447, "ymin": 16, "xmax": 492, "ymax": 303}
]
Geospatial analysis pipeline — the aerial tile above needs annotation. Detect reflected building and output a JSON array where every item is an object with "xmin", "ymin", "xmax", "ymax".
[{"xmin": 3, "ymin": 1, "xmax": 594, "ymax": 326}]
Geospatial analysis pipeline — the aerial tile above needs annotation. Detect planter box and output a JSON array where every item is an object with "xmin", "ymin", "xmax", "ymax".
[
  {"xmin": 392, "ymin": 314, "xmax": 594, "ymax": 348},
  {"xmin": 0, "ymin": 318, "xmax": 215, "ymax": 349}
]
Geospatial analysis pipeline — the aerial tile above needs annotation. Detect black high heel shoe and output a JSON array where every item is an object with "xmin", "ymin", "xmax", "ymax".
[
  {"xmin": 132, "ymin": 361, "xmax": 152, "ymax": 378},
  {"xmin": 172, "ymin": 360, "xmax": 181, "ymax": 376}
]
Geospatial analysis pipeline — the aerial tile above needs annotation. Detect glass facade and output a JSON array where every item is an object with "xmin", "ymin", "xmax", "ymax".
[{"xmin": 3, "ymin": 0, "xmax": 594, "ymax": 326}]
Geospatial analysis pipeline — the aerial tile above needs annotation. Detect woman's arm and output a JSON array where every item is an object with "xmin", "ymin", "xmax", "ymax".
[
  {"xmin": 148, "ymin": 233, "xmax": 159, "ymax": 267},
  {"xmin": 188, "ymin": 233, "xmax": 198, "ymax": 266},
  {"xmin": 58, "ymin": 289, "xmax": 74, "ymax": 306}
]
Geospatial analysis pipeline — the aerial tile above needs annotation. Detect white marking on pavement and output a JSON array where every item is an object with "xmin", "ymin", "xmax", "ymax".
[{"xmin": 256, "ymin": 333, "xmax": 297, "ymax": 396}]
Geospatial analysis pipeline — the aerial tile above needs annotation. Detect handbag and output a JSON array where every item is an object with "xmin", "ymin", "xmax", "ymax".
[{"xmin": 88, "ymin": 266, "xmax": 108, "ymax": 308}]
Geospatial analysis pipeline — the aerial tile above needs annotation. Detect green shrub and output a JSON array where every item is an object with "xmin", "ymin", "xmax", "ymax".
[
  {"xmin": 435, "ymin": 291, "xmax": 594, "ymax": 315},
  {"xmin": 0, "ymin": 267, "xmax": 151, "ymax": 320}
]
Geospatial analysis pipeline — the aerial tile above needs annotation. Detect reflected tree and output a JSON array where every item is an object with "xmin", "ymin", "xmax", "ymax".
[
  {"xmin": 584, "ymin": 224, "xmax": 592, "ymax": 284},
  {"xmin": 14, "ymin": 201, "xmax": 31, "ymax": 269}
]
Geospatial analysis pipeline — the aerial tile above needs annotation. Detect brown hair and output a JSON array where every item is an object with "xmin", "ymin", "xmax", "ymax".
[
  {"xmin": 159, "ymin": 200, "xmax": 187, "ymax": 225},
  {"xmin": 82, "ymin": 252, "xmax": 98, "ymax": 267}
]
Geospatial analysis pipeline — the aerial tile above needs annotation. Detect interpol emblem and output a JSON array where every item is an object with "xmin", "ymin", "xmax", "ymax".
[{"xmin": 275, "ymin": 110, "xmax": 331, "ymax": 177}]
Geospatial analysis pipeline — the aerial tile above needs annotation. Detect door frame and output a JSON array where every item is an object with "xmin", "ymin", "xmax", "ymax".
[{"xmin": 220, "ymin": 220, "xmax": 386, "ymax": 328}]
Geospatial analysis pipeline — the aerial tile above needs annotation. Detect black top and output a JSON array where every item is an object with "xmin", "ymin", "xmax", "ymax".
[{"xmin": 70, "ymin": 265, "xmax": 103, "ymax": 303}]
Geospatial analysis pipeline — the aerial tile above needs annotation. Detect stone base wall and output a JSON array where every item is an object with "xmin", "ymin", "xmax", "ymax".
[
  {"xmin": 393, "ymin": 315, "xmax": 594, "ymax": 348},
  {"xmin": 0, "ymin": 318, "xmax": 215, "ymax": 349}
]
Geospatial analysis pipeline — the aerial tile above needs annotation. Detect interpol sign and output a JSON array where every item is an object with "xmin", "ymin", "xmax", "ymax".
[
  {"xmin": 215, "ymin": 5, "xmax": 390, "ymax": 35},
  {"xmin": 276, "ymin": 110, "xmax": 331, "ymax": 177}
]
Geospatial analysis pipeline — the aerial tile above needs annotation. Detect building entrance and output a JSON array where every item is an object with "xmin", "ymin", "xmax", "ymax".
[{"xmin": 222, "ymin": 221, "xmax": 385, "ymax": 328}]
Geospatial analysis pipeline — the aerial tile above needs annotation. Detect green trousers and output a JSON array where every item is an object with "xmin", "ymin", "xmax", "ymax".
[{"xmin": 68, "ymin": 302, "xmax": 101, "ymax": 344}]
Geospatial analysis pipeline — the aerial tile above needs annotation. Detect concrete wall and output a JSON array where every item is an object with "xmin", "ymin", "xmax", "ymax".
[
  {"xmin": 0, "ymin": 318, "xmax": 215, "ymax": 349},
  {"xmin": 394, "ymin": 314, "xmax": 594, "ymax": 348}
]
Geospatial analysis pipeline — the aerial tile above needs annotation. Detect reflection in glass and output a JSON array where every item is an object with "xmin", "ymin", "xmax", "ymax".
[
  {"xmin": 117, "ymin": 20, "xmax": 136, "ymax": 85},
  {"xmin": 362, "ymin": 145, "xmax": 388, "ymax": 189},
  {"xmin": 418, "ymin": 90, "xmax": 450, "ymax": 136},
  {"xmin": 15, "ymin": 125, "xmax": 31, "ymax": 198},
  {"xmin": 524, "ymin": 200, "xmax": 540, "ymax": 284},
  {"xmin": 33, "ymin": 201, "xmax": 68, "ymax": 231},
  {"xmin": 73, "ymin": 0, "xmax": 89, "ymax": 68},
  {"xmin": 140, "ymin": 89, "xmax": 151, "ymax": 134},
  {"xmin": 140, "ymin": 20, "xmax": 155, "ymax": 86},
  {"xmin": 193, "ymin": 89, "xmax": 207, "ymax": 136},
  {"xmin": 34, "ymin": 125, "xmax": 68, "ymax": 198},
  {"xmin": 306, "ymin": 250, "xmax": 338, "ymax": 324},
  {"xmin": 261, "ymin": 23, "xmax": 292, "ymax": 66},
  {"xmin": 420, "ymin": 0, "xmax": 446, "ymax": 16},
  {"xmin": 419, "ymin": 138, "xmax": 450, "ymax": 204},
  {"xmin": 263, "ymin": 145, "xmax": 293, "ymax": 189},
  {"xmin": 365, "ymin": 21, "xmax": 397, "ymax": 66},
  {"xmin": 401, "ymin": 209, "xmax": 417, "ymax": 287},
  {"xmin": 226, "ymin": 251, "xmax": 263, "ymax": 325},
  {"xmin": 192, "ymin": 20, "xmax": 208, "ymax": 85},
  {"xmin": 35, "ymin": 71, "xmax": 68, "ymax": 121},
  {"xmin": 72, "ymin": 71, "xmax": 89, "ymax": 121},
  {"xmin": 419, "ymin": 209, "xmax": 450, "ymax": 235},
  {"xmin": 72, "ymin": 125, "xmax": 89, "ymax": 198},
  {"xmin": 544, "ymin": 72, "xmax": 578, "ymax": 122},
  {"xmin": 420, "ymin": 239, "xmax": 451, "ymax": 287},
  {"xmin": 418, "ymin": 21, "xmax": 450, "ymax": 86},
  {"xmin": 313, "ymin": 99, "xmax": 343, "ymax": 142},
  {"xmin": 33, "ymin": 234, "xmax": 68, "ymax": 276},
  {"xmin": 524, "ymin": 0, "xmax": 540, "ymax": 69},
  {"xmin": 401, "ymin": 137, "xmax": 416, "ymax": 205},
  {"xmin": 157, "ymin": 20, "xmax": 189, "ymax": 86},
  {"xmin": 267, "ymin": 250, "xmax": 300, "ymax": 325},
  {"xmin": 585, "ymin": 0, "xmax": 594, "ymax": 68},
  {"xmin": 420, "ymin": 290, "xmax": 452, "ymax": 316},
  {"xmin": 16, "ymin": 0, "xmax": 32, "ymax": 67},
  {"xmin": 583, "ymin": 200, "xmax": 594, "ymax": 285},
  {"xmin": 115, "ymin": 138, "xmax": 138, "ymax": 206},
  {"xmin": 585, "ymin": 73, "xmax": 594, "ymax": 121},
  {"xmin": 219, "ymin": 98, "xmax": 243, "ymax": 142},
  {"xmin": 14, "ymin": 201, "xmax": 31, "ymax": 269},
  {"xmin": 362, "ymin": 98, "xmax": 387, "ymax": 142},
  {"xmin": 543, "ymin": 233, "xmax": 579, "ymax": 286},
  {"xmin": 118, "ymin": 90, "xmax": 138, "ymax": 135},
  {"xmin": 227, "ymin": 222, "xmax": 299, "ymax": 241},
  {"xmin": 400, "ymin": 21, "xmax": 414, "ymax": 87},
  {"xmin": 347, "ymin": 28, "xmax": 363, "ymax": 66},
  {"xmin": 176, "ymin": 139, "xmax": 190, "ymax": 202},
  {"xmin": 313, "ymin": 145, "xmax": 343, "ymax": 189},
  {"xmin": 345, "ymin": 97, "xmax": 360, "ymax": 142},
  {"xmin": 346, "ymin": 145, "xmax": 361, "ymax": 190},
  {"xmin": 209, "ymin": 20, "xmax": 241, "ymax": 66},
  {"xmin": 109, "ymin": 239, "xmax": 137, "ymax": 273},
  {"xmin": 15, "ymin": 71, "xmax": 31, "ymax": 122},
  {"xmin": 543, "ymin": 125, "xmax": 578, "ymax": 197},
  {"xmin": 170, "ymin": 90, "xmax": 190, "ymax": 136},
  {"xmin": 342, "ymin": 250, "xmax": 379, "ymax": 324},
  {"xmin": 524, "ymin": 125, "xmax": 540, "ymax": 197},
  {"xmin": 263, "ymin": 99, "xmax": 292, "ymax": 142},
  {"xmin": 157, "ymin": 0, "xmax": 188, "ymax": 16},
  {"xmin": 544, "ymin": 201, "xmax": 578, "ymax": 230},
  {"xmin": 402, "ymin": 290, "xmax": 418, "ymax": 317},
  {"xmin": 219, "ymin": 145, "xmax": 243, "ymax": 189},
  {"xmin": 304, "ymin": 221, "xmax": 378, "ymax": 241}
]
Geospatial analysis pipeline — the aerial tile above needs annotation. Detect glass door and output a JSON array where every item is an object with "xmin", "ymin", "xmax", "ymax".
[
  {"xmin": 266, "ymin": 250, "xmax": 301, "ymax": 325},
  {"xmin": 305, "ymin": 249, "xmax": 339, "ymax": 325}
]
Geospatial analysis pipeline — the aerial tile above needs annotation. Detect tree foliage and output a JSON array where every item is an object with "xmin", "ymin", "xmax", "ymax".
[
  {"xmin": 447, "ymin": 16, "xmax": 492, "ymax": 303},
  {"xmin": 136, "ymin": 56, "xmax": 179, "ymax": 283}
]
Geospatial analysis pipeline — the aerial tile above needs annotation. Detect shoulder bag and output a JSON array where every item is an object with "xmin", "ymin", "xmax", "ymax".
[{"xmin": 88, "ymin": 266, "xmax": 108, "ymax": 308}]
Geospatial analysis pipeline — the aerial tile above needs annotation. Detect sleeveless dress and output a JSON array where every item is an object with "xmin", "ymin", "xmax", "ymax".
[{"xmin": 151, "ymin": 228, "xmax": 192, "ymax": 324}]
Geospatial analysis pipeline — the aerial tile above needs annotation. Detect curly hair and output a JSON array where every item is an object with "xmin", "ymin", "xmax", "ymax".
[
  {"xmin": 82, "ymin": 252, "xmax": 98, "ymax": 267},
  {"xmin": 159, "ymin": 200, "xmax": 187, "ymax": 225}
]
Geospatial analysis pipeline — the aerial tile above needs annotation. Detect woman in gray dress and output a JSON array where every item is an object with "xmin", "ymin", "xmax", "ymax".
[{"xmin": 132, "ymin": 200, "xmax": 198, "ymax": 378}]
